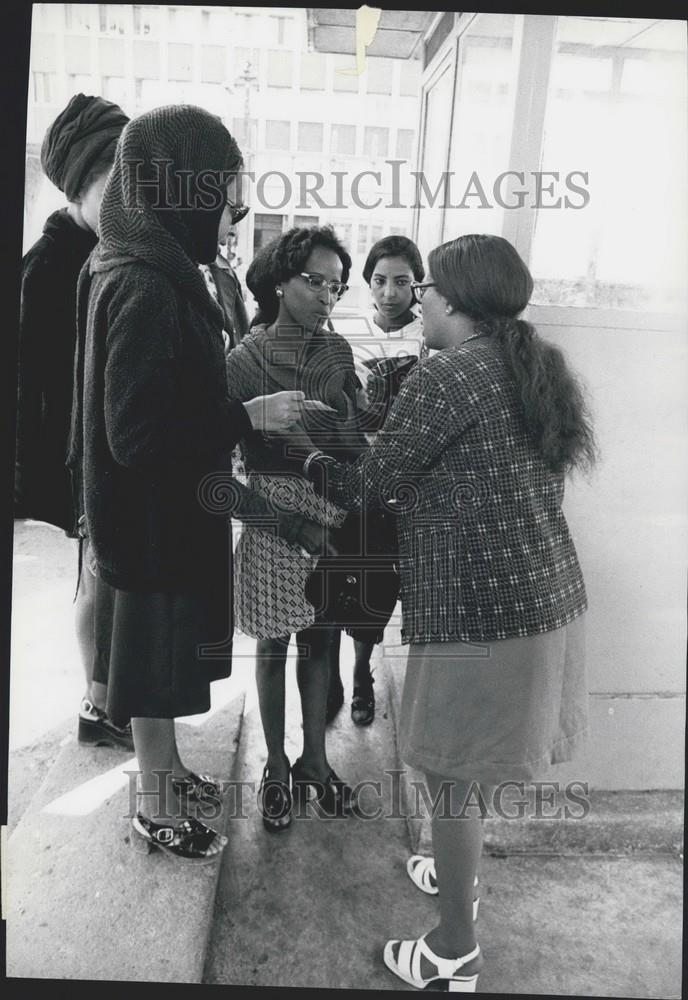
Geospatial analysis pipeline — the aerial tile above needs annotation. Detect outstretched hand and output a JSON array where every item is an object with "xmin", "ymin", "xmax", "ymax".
[{"xmin": 243, "ymin": 391, "xmax": 335, "ymax": 433}]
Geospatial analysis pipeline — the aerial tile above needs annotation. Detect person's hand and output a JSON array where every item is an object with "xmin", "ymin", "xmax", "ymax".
[
  {"xmin": 297, "ymin": 518, "xmax": 339, "ymax": 557},
  {"xmin": 243, "ymin": 391, "xmax": 334, "ymax": 433},
  {"xmin": 266, "ymin": 419, "xmax": 316, "ymax": 453},
  {"xmin": 276, "ymin": 512, "xmax": 339, "ymax": 557}
]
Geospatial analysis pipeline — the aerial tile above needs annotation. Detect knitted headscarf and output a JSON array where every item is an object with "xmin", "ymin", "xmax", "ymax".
[
  {"xmin": 40, "ymin": 94, "xmax": 129, "ymax": 200},
  {"xmin": 92, "ymin": 105, "xmax": 243, "ymax": 303}
]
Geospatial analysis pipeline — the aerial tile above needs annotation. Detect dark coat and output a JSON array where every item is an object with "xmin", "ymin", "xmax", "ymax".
[
  {"xmin": 75, "ymin": 257, "xmax": 255, "ymax": 594},
  {"xmin": 207, "ymin": 257, "xmax": 249, "ymax": 349},
  {"xmin": 15, "ymin": 209, "xmax": 97, "ymax": 532}
]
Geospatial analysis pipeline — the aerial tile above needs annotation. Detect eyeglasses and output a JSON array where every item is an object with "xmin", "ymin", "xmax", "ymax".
[
  {"xmin": 410, "ymin": 281, "xmax": 437, "ymax": 302},
  {"xmin": 226, "ymin": 201, "xmax": 249, "ymax": 225},
  {"xmin": 299, "ymin": 272, "xmax": 349, "ymax": 298}
]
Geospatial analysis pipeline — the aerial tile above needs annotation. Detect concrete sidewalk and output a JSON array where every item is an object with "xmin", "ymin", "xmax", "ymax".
[
  {"xmin": 203, "ymin": 643, "xmax": 683, "ymax": 996},
  {"xmin": 5, "ymin": 522, "xmax": 684, "ymax": 992}
]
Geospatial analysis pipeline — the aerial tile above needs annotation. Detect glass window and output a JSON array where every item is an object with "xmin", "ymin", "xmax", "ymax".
[
  {"xmin": 333, "ymin": 223, "xmax": 353, "ymax": 250},
  {"xmin": 168, "ymin": 43, "xmax": 193, "ymax": 82},
  {"xmin": 133, "ymin": 5, "xmax": 158, "ymax": 36},
  {"xmin": 396, "ymin": 129, "xmax": 415, "ymax": 161},
  {"xmin": 201, "ymin": 45, "xmax": 226, "ymax": 85},
  {"xmin": 270, "ymin": 15, "xmax": 290, "ymax": 46},
  {"xmin": 363, "ymin": 126, "xmax": 389, "ymax": 158},
  {"xmin": 300, "ymin": 52, "xmax": 326, "ymax": 90},
  {"xmin": 168, "ymin": 6, "xmax": 197, "ymax": 38},
  {"xmin": 294, "ymin": 214, "xmax": 320, "ymax": 228},
  {"xmin": 101, "ymin": 75, "xmax": 127, "ymax": 105},
  {"xmin": 390, "ymin": 226, "xmax": 407, "ymax": 236},
  {"xmin": 253, "ymin": 213, "xmax": 285, "ymax": 253},
  {"xmin": 99, "ymin": 4, "xmax": 127, "ymax": 35},
  {"xmin": 331, "ymin": 124, "xmax": 356, "ymax": 156},
  {"xmin": 68, "ymin": 73, "xmax": 93, "ymax": 94},
  {"xmin": 231, "ymin": 117, "xmax": 257, "ymax": 149},
  {"xmin": 442, "ymin": 13, "xmax": 518, "ymax": 247},
  {"xmin": 357, "ymin": 225, "xmax": 368, "ymax": 254},
  {"xmin": 297, "ymin": 122, "xmax": 323, "ymax": 153},
  {"xmin": 366, "ymin": 57, "xmax": 393, "ymax": 95},
  {"xmin": 267, "ymin": 50, "xmax": 292, "ymax": 88},
  {"xmin": 400, "ymin": 59, "xmax": 421, "ymax": 98},
  {"xmin": 530, "ymin": 17, "xmax": 687, "ymax": 312},
  {"xmin": 233, "ymin": 12, "xmax": 262, "ymax": 45},
  {"xmin": 333, "ymin": 54, "xmax": 359, "ymax": 92},
  {"xmin": 135, "ymin": 77, "xmax": 164, "ymax": 107},
  {"xmin": 65, "ymin": 4, "xmax": 92, "ymax": 31},
  {"xmin": 371, "ymin": 225, "xmax": 383, "ymax": 243},
  {"xmin": 415, "ymin": 55, "xmax": 454, "ymax": 257},
  {"xmin": 265, "ymin": 120, "xmax": 291, "ymax": 150},
  {"xmin": 202, "ymin": 8, "xmax": 230, "ymax": 39},
  {"xmin": 32, "ymin": 71, "xmax": 55, "ymax": 104}
]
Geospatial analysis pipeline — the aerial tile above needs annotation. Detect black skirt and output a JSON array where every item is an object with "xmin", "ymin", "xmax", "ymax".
[{"xmin": 99, "ymin": 585, "xmax": 233, "ymax": 727}]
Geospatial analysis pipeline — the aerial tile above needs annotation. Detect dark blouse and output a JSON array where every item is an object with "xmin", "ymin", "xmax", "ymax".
[{"xmin": 225, "ymin": 322, "xmax": 368, "ymax": 474}]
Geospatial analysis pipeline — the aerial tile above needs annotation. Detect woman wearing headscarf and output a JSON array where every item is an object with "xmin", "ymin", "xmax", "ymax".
[
  {"xmin": 225, "ymin": 225, "xmax": 369, "ymax": 831},
  {"xmin": 75, "ymin": 106, "xmax": 330, "ymax": 864},
  {"xmin": 15, "ymin": 94, "xmax": 132, "ymax": 750},
  {"xmin": 284, "ymin": 234, "xmax": 595, "ymax": 989}
]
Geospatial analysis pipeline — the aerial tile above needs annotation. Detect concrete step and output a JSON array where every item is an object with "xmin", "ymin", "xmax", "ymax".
[
  {"xmin": 5, "ymin": 667, "xmax": 248, "ymax": 983},
  {"xmin": 381, "ymin": 627, "xmax": 683, "ymax": 857}
]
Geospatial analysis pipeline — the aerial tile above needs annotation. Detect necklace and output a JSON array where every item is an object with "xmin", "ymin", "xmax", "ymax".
[{"xmin": 461, "ymin": 332, "xmax": 486, "ymax": 346}]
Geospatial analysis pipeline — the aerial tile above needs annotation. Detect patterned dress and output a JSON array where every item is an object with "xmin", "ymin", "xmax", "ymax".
[{"xmin": 226, "ymin": 323, "xmax": 365, "ymax": 639}]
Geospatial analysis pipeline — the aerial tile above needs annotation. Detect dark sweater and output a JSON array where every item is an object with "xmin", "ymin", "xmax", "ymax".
[
  {"xmin": 15, "ymin": 209, "xmax": 97, "ymax": 532},
  {"xmin": 78, "ymin": 258, "xmax": 259, "ymax": 592}
]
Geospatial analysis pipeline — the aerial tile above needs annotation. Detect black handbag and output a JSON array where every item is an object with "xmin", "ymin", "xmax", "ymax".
[{"xmin": 304, "ymin": 510, "xmax": 400, "ymax": 642}]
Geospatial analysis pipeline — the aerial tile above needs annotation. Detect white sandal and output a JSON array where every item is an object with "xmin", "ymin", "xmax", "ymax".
[
  {"xmin": 383, "ymin": 934, "xmax": 480, "ymax": 991},
  {"xmin": 406, "ymin": 855, "xmax": 480, "ymax": 920}
]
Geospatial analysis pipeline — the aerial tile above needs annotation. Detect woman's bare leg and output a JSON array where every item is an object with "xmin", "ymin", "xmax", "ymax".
[
  {"xmin": 419, "ymin": 772, "xmax": 486, "ymax": 974},
  {"xmin": 255, "ymin": 636, "xmax": 291, "ymax": 782},
  {"xmin": 131, "ymin": 717, "xmax": 184, "ymax": 823},
  {"xmin": 74, "ymin": 563, "xmax": 107, "ymax": 710},
  {"xmin": 296, "ymin": 624, "xmax": 336, "ymax": 779}
]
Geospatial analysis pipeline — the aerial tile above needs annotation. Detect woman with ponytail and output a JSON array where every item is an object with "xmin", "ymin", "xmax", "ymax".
[{"xmin": 283, "ymin": 233, "xmax": 595, "ymax": 990}]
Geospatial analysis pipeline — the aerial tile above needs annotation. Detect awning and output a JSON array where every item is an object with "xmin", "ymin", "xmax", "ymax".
[{"xmin": 306, "ymin": 8, "xmax": 436, "ymax": 60}]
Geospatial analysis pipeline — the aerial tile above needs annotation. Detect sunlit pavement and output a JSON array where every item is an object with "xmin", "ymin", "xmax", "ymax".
[{"xmin": 6, "ymin": 520, "xmax": 684, "ymax": 994}]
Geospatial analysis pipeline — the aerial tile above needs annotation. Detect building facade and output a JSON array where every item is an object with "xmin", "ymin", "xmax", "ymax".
[{"xmin": 25, "ymin": 4, "xmax": 423, "ymax": 311}]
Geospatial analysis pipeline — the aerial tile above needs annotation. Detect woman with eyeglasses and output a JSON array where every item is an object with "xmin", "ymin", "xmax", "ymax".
[
  {"xmin": 284, "ymin": 234, "xmax": 596, "ymax": 990},
  {"xmin": 225, "ymin": 224, "xmax": 368, "ymax": 830}
]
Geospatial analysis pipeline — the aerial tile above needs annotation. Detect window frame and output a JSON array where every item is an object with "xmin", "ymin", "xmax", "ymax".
[{"xmin": 414, "ymin": 12, "xmax": 685, "ymax": 329}]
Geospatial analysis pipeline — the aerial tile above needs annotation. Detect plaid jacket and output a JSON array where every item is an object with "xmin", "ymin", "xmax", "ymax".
[{"xmin": 317, "ymin": 337, "xmax": 588, "ymax": 644}]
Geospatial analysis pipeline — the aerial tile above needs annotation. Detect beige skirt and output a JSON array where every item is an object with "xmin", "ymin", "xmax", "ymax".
[{"xmin": 398, "ymin": 614, "xmax": 589, "ymax": 785}]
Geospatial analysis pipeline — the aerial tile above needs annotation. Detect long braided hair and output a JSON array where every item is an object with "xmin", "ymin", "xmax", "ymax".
[{"xmin": 429, "ymin": 234, "xmax": 597, "ymax": 475}]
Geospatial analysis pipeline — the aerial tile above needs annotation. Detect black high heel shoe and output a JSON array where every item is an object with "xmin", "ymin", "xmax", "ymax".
[
  {"xmin": 258, "ymin": 760, "xmax": 292, "ymax": 832},
  {"xmin": 351, "ymin": 673, "xmax": 375, "ymax": 726},
  {"xmin": 172, "ymin": 771, "xmax": 222, "ymax": 807},
  {"xmin": 291, "ymin": 757, "xmax": 356, "ymax": 817},
  {"xmin": 130, "ymin": 813, "xmax": 227, "ymax": 864}
]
